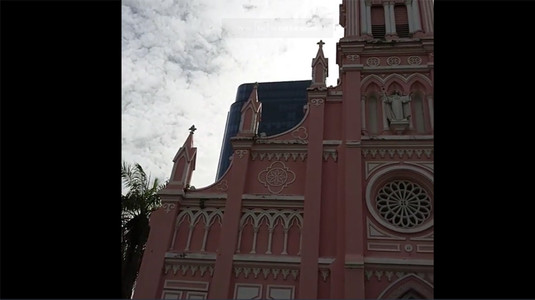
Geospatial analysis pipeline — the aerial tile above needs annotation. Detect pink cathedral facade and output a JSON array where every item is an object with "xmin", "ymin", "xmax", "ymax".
[{"xmin": 134, "ymin": 0, "xmax": 433, "ymax": 299}]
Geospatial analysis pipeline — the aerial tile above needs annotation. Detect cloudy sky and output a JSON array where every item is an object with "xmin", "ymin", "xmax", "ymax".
[{"xmin": 122, "ymin": 0, "xmax": 344, "ymax": 189}]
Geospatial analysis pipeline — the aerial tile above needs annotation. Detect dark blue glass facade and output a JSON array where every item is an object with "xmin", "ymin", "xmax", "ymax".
[{"xmin": 215, "ymin": 80, "xmax": 312, "ymax": 180}]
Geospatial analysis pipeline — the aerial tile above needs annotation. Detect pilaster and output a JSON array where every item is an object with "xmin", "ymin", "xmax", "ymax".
[
  {"xmin": 297, "ymin": 94, "xmax": 325, "ymax": 299},
  {"xmin": 133, "ymin": 200, "xmax": 180, "ymax": 298},
  {"xmin": 209, "ymin": 144, "xmax": 252, "ymax": 299}
]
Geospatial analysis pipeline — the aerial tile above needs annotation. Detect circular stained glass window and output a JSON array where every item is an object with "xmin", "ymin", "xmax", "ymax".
[{"xmin": 376, "ymin": 180, "xmax": 432, "ymax": 229}]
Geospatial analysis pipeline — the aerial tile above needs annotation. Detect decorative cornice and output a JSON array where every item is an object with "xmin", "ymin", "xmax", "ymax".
[
  {"xmin": 255, "ymin": 139, "xmax": 308, "ymax": 145},
  {"xmin": 251, "ymin": 152, "xmax": 307, "ymax": 162},
  {"xmin": 233, "ymin": 266, "xmax": 299, "ymax": 281},
  {"xmin": 362, "ymin": 148, "xmax": 433, "ymax": 159},
  {"xmin": 363, "ymin": 257, "xmax": 433, "ymax": 266},
  {"xmin": 364, "ymin": 269, "xmax": 433, "ymax": 284},
  {"xmin": 164, "ymin": 261, "xmax": 215, "ymax": 277}
]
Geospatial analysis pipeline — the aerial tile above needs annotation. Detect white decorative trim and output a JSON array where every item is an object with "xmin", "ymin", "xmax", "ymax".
[
  {"xmin": 367, "ymin": 57, "xmax": 380, "ymax": 66},
  {"xmin": 163, "ymin": 203, "xmax": 176, "ymax": 213},
  {"xmin": 365, "ymin": 165, "xmax": 433, "ymax": 233},
  {"xmin": 165, "ymin": 252, "xmax": 217, "ymax": 260},
  {"xmin": 233, "ymin": 267, "xmax": 299, "ymax": 281},
  {"xmin": 235, "ymin": 150, "xmax": 248, "ymax": 159},
  {"xmin": 164, "ymin": 263, "xmax": 215, "ymax": 277},
  {"xmin": 386, "ymin": 57, "xmax": 401, "ymax": 66},
  {"xmin": 407, "ymin": 56, "xmax": 422, "ymax": 65},
  {"xmin": 322, "ymin": 149, "xmax": 337, "ymax": 161},
  {"xmin": 258, "ymin": 161, "xmax": 296, "ymax": 194},
  {"xmin": 255, "ymin": 139, "xmax": 308, "ymax": 145},
  {"xmin": 366, "ymin": 218, "xmax": 406, "ymax": 240},
  {"xmin": 319, "ymin": 257, "xmax": 335, "ymax": 264},
  {"xmin": 365, "ymin": 161, "xmax": 398, "ymax": 180},
  {"xmin": 310, "ymin": 98, "xmax": 325, "ymax": 106},
  {"xmin": 361, "ymin": 73, "xmax": 433, "ymax": 88},
  {"xmin": 291, "ymin": 127, "xmax": 308, "ymax": 140},
  {"xmin": 368, "ymin": 242, "xmax": 401, "ymax": 252},
  {"xmin": 361, "ymin": 135, "xmax": 433, "ymax": 141},
  {"xmin": 410, "ymin": 231, "xmax": 434, "ymax": 241},
  {"xmin": 267, "ymin": 285, "xmax": 295, "ymax": 299},
  {"xmin": 215, "ymin": 180, "xmax": 228, "ymax": 192},
  {"xmin": 237, "ymin": 209, "xmax": 303, "ymax": 255},
  {"xmin": 404, "ymin": 161, "xmax": 434, "ymax": 172},
  {"xmin": 162, "ymin": 291, "xmax": 182, "ymax": 299},
  {"xmin": 319, "ymin": 269, "xmax": 330, "ymax": 282},
  {"xmin": 377, "ymin": 274, "xmax": 434, "ymax": 299},
  {"xmin": 240, "ymin": 194, "xmax": 304, "ymax": 202},
  {"xmin": 323, "ymin": 140, "xmax": 342, "ymax": 145},
  {"xmin": 363, "ymin": 257, "xmax": 433, "ymax": 266},
  {"xmin": 233, "ymin": 254, "xmax": 301, "ymax": 264},
  {"xmin": 362, "ymin": 148, "xmax": 433, "ymax": 159},
  {"xmin": 163, "ymin": 280, "xmax": 209, "ymax": 291},
  {"xmin": 365, "ymin": 269, "xmax": 433, "ymax": 284},
  {"xmin": 416, "ymin": 244, "xmax": 434, "ymax": 253},
  {"xmin": 186, "ymin": 291, "xmax": 207, "ymax": 299},
  {"xmin": 172, "ymin": 207, "xmax": 224, "ymax": 251},
  {"xmin": 234, "ymin": 283, "xmax": 262, "ymax": 300},
  {"xmin": 251, "ymin": 152, "xmax": 307, "ymax": 162},
  {"xmin": 346, "ymin": 54, "xmax": 359, "ymax": 61}
]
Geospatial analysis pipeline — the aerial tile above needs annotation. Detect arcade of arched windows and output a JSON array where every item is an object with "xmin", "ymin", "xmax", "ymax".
[
  {"xmin": 361, "ymin": 79, "xmax": 433, "ymax": 136},
  {"xmin": 170, "ymin": 207, "xmax": 224, "ymax": 253}
]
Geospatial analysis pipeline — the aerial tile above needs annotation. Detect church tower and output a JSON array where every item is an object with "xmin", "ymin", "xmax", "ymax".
[
  {"xmin": 333, "ymin": 0, "xmax": 434, "ymax": 298},
  {"xmin": 133, "ymin": 1, "xmax": 433, "ymax": 299}
]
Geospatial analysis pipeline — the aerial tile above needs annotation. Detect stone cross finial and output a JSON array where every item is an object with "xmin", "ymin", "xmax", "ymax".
[
  {"xmin": 189, "ymin": 125, "xmax": 197, "ymax": 134},
  {"xmin": 317, "ymin": 40, "xmax": 325, "ymax": 48}
]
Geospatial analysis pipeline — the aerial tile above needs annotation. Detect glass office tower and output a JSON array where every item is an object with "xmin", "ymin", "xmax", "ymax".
[{"xmin": 216, "ymin": 80, "xmax": 312, "ymax": 179}]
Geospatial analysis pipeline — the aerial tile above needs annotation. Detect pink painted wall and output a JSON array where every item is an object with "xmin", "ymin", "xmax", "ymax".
[{"xmin": 134, "ymin": 1, "xmax": 433, "ymax": 298}]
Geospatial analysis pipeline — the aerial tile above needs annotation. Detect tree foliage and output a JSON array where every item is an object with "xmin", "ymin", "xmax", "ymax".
[{"xmin": 121, "ymin": 162, "xmax": 165, "ymax": 299}]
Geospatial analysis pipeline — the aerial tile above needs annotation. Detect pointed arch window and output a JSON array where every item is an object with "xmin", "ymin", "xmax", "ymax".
[
  {"xmin": 371, "ymin": 6, "xmax": 385, "ymax": 39},
  {"xmin": 366, "ymin": 94, "xmax": 379, "ymax": 135},
  {"xmin": 394, "ymin": 5, "xmax": 410, "ymax": 38},
  {"xmin": 412, "ymin": 92, "xmax": 426, "ymax": 133}
]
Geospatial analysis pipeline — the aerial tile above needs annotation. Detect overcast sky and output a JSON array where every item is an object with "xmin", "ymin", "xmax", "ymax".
[{"xmin": 122, "ymin": 0, "xmax": 344, "ymax": 189}]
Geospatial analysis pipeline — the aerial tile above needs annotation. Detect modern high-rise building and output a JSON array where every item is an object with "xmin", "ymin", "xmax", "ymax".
[
  {"xmin": 216, "ymin": 80, "xmax": 312, "ymax": 180},
  {"xmin": 134, "ymin": 0, "xmax": 433, "ymax": 298}
]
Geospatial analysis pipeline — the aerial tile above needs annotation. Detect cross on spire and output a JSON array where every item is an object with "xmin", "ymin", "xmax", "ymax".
[
  {"xmin": 317, "ymin": 40, "xmax": 325, "ymax": 48},
  {"xmin": 189, "ymin": 125, "xmax": 197, "ymax": 134}
]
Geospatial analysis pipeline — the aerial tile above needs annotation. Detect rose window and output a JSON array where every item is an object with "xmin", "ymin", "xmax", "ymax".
[{"xmin": 375, "ymin": 180, "xmax": 431, "ymax": 229}]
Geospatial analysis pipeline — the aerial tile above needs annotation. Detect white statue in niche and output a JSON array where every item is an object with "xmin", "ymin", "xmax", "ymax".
[{"xmin": 382, "ymin": 87, "xmax": 412, "ymax": 122}]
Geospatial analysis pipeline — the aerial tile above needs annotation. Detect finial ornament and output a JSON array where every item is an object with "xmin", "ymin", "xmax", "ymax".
[
  {"xmin": 317, "ymin": 40, "xmax": 325, "ymax": 48},
  {"xmin": 189, "ymin": 125, "xmax": 197, "ymax": 134}
]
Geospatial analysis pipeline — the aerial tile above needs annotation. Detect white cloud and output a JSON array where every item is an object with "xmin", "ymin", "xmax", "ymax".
[{"xmin": 122, "ymin": 0, "xmax": 343, "ymax": 188}]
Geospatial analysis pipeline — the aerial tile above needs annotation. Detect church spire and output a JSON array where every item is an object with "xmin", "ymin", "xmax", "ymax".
[
  {"xmin": 237, "ymin": 83, "xmax": 262, "ymax": 137},
  {"xmin": 166, "ymin": 126, "xmax": 197, "ymax": 190},
  {"xmin": 311, "ymin": 40, "xmax": 328, "ymax": 88}
]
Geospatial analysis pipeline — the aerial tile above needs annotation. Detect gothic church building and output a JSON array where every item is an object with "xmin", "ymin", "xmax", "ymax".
[{"xmin": 134, "ymin": 0, "xmax": 434, "ymax": 298}]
